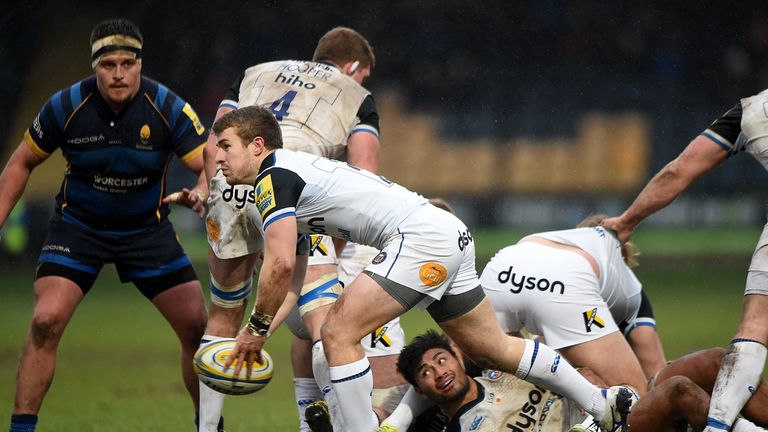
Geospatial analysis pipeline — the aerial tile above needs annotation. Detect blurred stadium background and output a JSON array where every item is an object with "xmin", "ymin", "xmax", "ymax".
[{"xmin": 2, "ymin": 1, "xmax": 768, "ymax": 430}]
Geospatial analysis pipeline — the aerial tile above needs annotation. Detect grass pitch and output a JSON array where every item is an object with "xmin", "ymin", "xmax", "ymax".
[{"xmin": 0, "ymin": 227, "xmax": 758, "ymax": 430}]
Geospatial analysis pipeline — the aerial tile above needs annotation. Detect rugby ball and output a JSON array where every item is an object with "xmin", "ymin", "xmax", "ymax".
[{"xmin": 193, "ymin": 338, "xmax": 274, "ymax": 395}]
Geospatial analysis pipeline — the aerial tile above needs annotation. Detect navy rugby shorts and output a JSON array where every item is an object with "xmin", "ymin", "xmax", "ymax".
[{"xmin": 36, "ymin": 213, "xmax": 197, "ymax": 299}]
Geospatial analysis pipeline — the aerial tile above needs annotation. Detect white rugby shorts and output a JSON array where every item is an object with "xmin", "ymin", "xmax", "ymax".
[
  {"xmin": 206, "ymin": 170, "xmax": 264, "ymax": 259},
  {"xmin": 481, "ymin": 241, "xmax": 619, "ymax": 349},
  {"xmin": 364, "ymin": 204, "xmax": 479, "ymax": 301},
  {"xmin": 340, "ymin": 242, "xmax": 405, "ymax": 357}
]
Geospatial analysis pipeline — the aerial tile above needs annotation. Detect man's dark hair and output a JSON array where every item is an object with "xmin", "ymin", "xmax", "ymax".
[
  {"xmin": 212, "ymin": 106, "xmax": 283, "ymax": 150},
  {"xmin": 313, "ymin": 27, "xmax": 375, "ymax": 70},
  {"xmin": 396, "ymin": 330, "xmax": 456, "ymax": 388},
  {"xmin": 90, "ymin": 19, "xmax": 143, "ymax": 44}
]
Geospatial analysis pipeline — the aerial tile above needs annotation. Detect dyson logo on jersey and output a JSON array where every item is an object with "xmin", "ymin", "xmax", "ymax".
[
  {"xmin": 222, "ymin": 185, "xmax": 255, "ymax": 209},
  {"xmin": 497, "ymin": 266, "xmax": 565, "ymax": 295},
  {"xmin": 508, "ymin": 385, "xmax": 547, "ymax": 432}
]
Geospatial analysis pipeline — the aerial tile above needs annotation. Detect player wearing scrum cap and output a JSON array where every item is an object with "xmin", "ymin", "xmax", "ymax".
[{"xmin": 0, "ymin": 18, "xmax": 209, "ymax": 432}]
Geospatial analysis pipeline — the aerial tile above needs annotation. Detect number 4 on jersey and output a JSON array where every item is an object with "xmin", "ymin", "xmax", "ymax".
[{"xmin": 269, "ymin": 90, "xmax": 297, "ymax": 120}]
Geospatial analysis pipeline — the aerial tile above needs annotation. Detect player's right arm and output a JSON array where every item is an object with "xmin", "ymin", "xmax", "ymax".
[
  {"xmin": 0, "ymin": 141, "xmax": 46, "ymax": 230},
  {"xmin": 602, "ymin": 134, "xmax": 728, "ymax": 243}
]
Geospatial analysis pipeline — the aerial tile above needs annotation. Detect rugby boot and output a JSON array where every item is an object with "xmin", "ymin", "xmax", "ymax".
[
  {"xmin": 305, "ymin": 400, "xmax": 333, "ymax": 432},
  {"xmin": 597, "ymin": 386, "xmax": 638, "ymax": 432}
]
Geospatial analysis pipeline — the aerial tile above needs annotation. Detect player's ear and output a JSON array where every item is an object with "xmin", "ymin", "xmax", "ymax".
[
  {"xmin": 342, "ymin": 60, "xmax": 360, "ymax": 76},
  {"xmin": 250, "ymin": 136, "xmax": 266, "ymax": 155}
]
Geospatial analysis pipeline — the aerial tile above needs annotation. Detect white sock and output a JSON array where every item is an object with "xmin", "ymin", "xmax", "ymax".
[
  {"xmin": 707, "ymin": 339, "xmax": 767, "ymax": 428},
  {"xmin": 380, "ymin": 385, "xmax": 433, "ymax": 430},
  {"xmin": 329, "ymin": 356, "xmax": 379, "ymax": 430},
  {"xmin": 733, "ymin": 418, "xmax": 767, "ymax": 432},
  {"xmin": 199, "ymin": 335, "xmax": 226, "ymax": 432},
  {"xmin": 312, "ymin": 341, "xmax": 346, "ymax": 431},
  {"xmin": 514, "ymin": 339, "xmax": 606, "ymax": 421},
  {"xmin": 294, "ymin": 377, "xmax": 323, "ymax": 432}
]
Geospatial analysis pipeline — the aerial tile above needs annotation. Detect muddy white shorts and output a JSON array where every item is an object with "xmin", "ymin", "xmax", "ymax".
[{"xmin": 206, "ymin": 170, "xmax": 263, "ymax": 259}]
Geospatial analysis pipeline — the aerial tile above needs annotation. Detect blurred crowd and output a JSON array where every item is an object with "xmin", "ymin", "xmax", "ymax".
[{"xmin": 4, "ymin": 1, "xmax": 768, "ymax": 188}]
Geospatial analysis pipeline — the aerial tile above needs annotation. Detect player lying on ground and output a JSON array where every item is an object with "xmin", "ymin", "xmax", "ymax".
[{"xmin": 388, "ymin": 330, "xmax": 768, "ymax": 432}]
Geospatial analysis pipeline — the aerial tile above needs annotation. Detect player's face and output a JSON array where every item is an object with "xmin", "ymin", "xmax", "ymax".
[
  {"xmin": 215, "ymin": 127, "xmax": 259, "ymax": 185},
  {"xmin": 95, "ymin": 53, "xmax": 141, "ymax": 110},
  {"xmin": 349, "ymin": 66, "xmax": 371, "ymax": 85},
  {"xmin": 415, "ymin": 348, "xmax": 472, "ymax": 405}
]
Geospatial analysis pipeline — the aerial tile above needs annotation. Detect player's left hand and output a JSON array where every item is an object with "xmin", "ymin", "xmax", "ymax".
[
  {"xmin": 163, "ymin": 188, "xmax": 207, "ymax": 217},
  {"xmin": 225, "ymin": 328, "xmax": 266, "ymax": 378}
]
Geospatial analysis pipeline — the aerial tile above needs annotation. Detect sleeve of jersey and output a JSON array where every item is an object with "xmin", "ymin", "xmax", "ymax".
[
  {"xmin": 165, "ymin": 90, "xmax": 207, "ymax": 164},
  {"xmin": 24, "ymin": 97, "xmax": 66, "ymax": 158},
  {"xmin": 701, "ymin": 102, "xmax": 742, "ymax": 156},
  {"xmin": 218, "ymin": 74, "xmax": 243, "ymax": 110},
  {"xmin": 254, "ymin": 167, "xmax": 305, "ymax": 230},
  {"xmin": 351, "ymin": 94, "xmax": 380, "ymax": 138}
]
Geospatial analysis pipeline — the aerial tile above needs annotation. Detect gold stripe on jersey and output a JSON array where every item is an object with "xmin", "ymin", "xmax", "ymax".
[
  {"xmin": 182, "ymin": 103, "xmax": 205, "ymax": 135},
  {"xmin": 144, "ymin": 93, "xmax": 171, "ymax": 130},
  {"xmin": 179, "ymin": 143, "xmax": 205, "ymax": 164},
  {"xmin": 24, "ymin": 130, "xmax": 50, "ymax": 159}
]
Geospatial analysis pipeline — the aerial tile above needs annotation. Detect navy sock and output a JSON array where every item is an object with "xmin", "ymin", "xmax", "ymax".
[{"xmin": 10, "ymin": 414, "xmax": 37, "ymax": 432}]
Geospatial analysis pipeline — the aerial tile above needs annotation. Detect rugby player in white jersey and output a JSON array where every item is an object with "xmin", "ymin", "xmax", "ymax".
[
  {"xmin": 479, "ymin": 216, "xmax": 664, "ymax": 398},
  {"xmin": 213, "ymin": 105, "xmax": 637, "ymax": 432},
  {"xmin": 389, "ymin": 331, "xmax": 768, "ymax": 432},
  {"xmin": 199, "ymin": 27, "xmax": 407, "ymax": 431},
  {"xmin": 601, "ymin": 90, "xmax": 768, "ymax": 432}
]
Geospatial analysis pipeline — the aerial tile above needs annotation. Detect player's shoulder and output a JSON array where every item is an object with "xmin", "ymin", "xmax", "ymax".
[{"xmin": 43, "ymin": 76, "xmax": 97, "ymax": 115}]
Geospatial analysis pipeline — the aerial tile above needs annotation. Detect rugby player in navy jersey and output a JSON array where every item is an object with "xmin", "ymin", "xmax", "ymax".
[{"xmin": 0, "ymin": 19, "xmax": 209, "ymax": 432}]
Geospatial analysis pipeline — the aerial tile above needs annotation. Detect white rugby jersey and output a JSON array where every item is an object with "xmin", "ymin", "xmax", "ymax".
[
  {"xmin": 447, "ymin": 370, "xmax": 562, "ymax": 432},
  {"xmin": 254, "ymin": 149, "xmax": 428, "ymax": 250},
  {"xmin": 221, "ymin": 60, "xmax": 379, "ymax": 158},
  {"xmin": 525, "ymin": 227, "xmax": 642, "ymax": 319}
]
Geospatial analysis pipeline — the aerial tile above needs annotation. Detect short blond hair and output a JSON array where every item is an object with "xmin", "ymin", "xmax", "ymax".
[{"xmin": 212, "ymin": 106, "xmax": 283, "ymax": 150}]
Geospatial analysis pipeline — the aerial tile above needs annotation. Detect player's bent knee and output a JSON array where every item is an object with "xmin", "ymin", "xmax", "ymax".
[
  {"xmin": 298, "ymin": 272, "xmax": 342, "ymax": 317},
  {"xmin": 210, "ymin": 275, "xmax": 252, "ymax": 308},
  {"xmin": 30, "ymin": 312, "xmax": 67, "ymax": 345}
]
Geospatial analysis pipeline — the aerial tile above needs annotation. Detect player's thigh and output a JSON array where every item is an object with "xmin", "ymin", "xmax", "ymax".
[
  {"xmin": 30, "ymin": 276, "xmax": 85, "ymax": 331},
  {"xmin": 653, "ymin": 348, "xmax": 724, "ymax": 392},
  {"xmin": 151, "ymin": 280, "xmax": 207, "ymax": 340},
  {"xmin": 208, "ymin": 249, "xmax": 260, "ymax": 286},
  {"xmin": 559, "ymin": 332, "xmax": 648, "ymax": 395},
  {"xmin": 323, "ymin": 272, "xmax": 405, "ymax": 343},
  {"xmin": 628, "ymin": 376, "xmax": 707, "ymax": 432},
  {"xmin": 438, "ymin": 296, "xmax": 526, "ymax": 370}
]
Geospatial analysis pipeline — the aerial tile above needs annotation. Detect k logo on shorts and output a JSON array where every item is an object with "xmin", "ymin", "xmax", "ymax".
[{"xmin": 419, "ymin": 262, "xmax": 448, "ymax": 287}]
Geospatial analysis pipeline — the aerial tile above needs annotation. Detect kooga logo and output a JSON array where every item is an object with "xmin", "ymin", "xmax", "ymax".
[{"xmin": 496, "ymin": 266, "xmax": 565, "ymax": 295}]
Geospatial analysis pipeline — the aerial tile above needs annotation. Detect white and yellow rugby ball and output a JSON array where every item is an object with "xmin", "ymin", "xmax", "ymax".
[{"xmin": 193, "ymin": 338, "xmax": 274, "ymax": 395}]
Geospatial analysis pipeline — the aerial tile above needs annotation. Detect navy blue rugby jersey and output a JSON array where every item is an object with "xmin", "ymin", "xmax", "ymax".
[{"xmin": 24, "ymin": 76, "xmax": 206, "ymax": 231}]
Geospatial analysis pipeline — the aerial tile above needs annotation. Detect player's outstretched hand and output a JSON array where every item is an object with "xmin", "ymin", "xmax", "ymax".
[
  {"xmin": 600, "ymin": 216, "xmax": 633, "ymax": 244},
  {"xmin": 224, "ymin": 328, "xmax": 266, "ymax": 379},
  {"xmin": 163, "ymin": 188, "xmax": 206, "ymax": 218}
]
